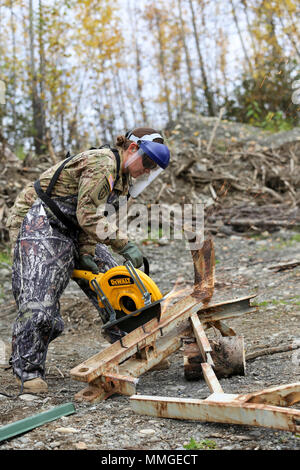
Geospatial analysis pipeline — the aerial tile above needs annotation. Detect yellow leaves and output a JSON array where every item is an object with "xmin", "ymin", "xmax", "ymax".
[{"xmin": 285, "ymin": 0, "xmax": 297, "ymax": 13}]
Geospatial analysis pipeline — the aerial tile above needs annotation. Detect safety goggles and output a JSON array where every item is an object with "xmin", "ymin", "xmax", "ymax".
[{"xmin": 140, "ymin": 150, "xmax": 158, "ymax": 170}]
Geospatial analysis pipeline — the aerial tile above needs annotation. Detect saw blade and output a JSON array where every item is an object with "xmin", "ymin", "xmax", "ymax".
[{"xmin": 102, "ymin": 299, "xmax": 162, "ymax": 334}]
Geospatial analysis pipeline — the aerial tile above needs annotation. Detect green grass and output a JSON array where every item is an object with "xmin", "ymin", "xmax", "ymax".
[
  {"xmin": 15, "ymin": 145, "xmax": 26, "ymax": 161},
  {"xmin": 272, "ymin": 234, "xmax": 300, "ymax": 250},
  {"xmin": 253, "ymin": 300, "xmax": 269, "ymax": 307},
  {"xmin": 257, "ymin": 233, "xmax": 300, "ymax": 251},
  {"xmin": 183, "ymin": 438, "xmax": 217, "ymax": 450},
  {"xmin": 0, "ymin": 248, "xmax": 11, "ymax": 265},
  {"xmin": 253, "ymin": 296, "xmax": 300, "ymax": 307},
  {"xmin": 250, "ymin": 233, "xmax": 271, "ymax": 241}
]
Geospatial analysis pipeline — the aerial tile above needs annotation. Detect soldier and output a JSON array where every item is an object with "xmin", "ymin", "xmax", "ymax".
[{"xmin": 6, "ymin": 127, "xmax": 170, "ymax": 393}]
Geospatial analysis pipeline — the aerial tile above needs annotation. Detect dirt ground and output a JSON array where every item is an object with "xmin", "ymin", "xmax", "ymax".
[{"xmin": 0, "ymin": 229, "xmax": 299, "ymax": 451}]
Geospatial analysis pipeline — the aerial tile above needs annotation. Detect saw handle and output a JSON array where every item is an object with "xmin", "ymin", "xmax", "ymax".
[{"xmin": 72, "ymin": 257, "xmax": 150, "ymax": 280}]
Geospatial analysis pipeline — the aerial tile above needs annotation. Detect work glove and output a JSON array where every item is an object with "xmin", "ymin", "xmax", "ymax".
[
  {"xmin": 118, "ymin": 242, "xmax": 143, "ymax": 268},
  {"xmin": 77, "ymin": 254, "xmax": 100, "ymax": 274}
]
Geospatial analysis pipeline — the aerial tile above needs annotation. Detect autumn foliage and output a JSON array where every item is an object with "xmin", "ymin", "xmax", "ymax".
[{"xmin": 0, "ymin": 0, "xmax": 299, "ymax": 155}]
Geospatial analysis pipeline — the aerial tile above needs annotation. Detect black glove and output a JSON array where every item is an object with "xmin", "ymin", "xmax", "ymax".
[
  {"xmin": 118, "ymin": 242, "xmax": 143, "ymax": 268},
  {"xmin": 77, "ymin": 255, "xmax": 99, "ymax": 274}
]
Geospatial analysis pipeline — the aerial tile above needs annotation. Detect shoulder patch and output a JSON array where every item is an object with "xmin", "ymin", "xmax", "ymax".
[{"xmin": 90, "ymin": 176, "xmax": 112, "ymax": 206}]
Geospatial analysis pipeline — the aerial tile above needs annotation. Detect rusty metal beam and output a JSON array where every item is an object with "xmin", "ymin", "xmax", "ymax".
[
  {"xmin": 190, "ymin": 313, "xmax": 214, "ymax": 366},
  {"xmin": 70, "ymin": 238, "xmax": 256, "ymax": 403},
  {"xmin": 191, "ymin": 238, "xmax": 215, "ymax": 303},
  {"xmin": 210, "ymin": 320, "xmax": 236, "ymax": 337},
  {"xmin": 70, "ymin": 295, "xmax": 255, "ymax": 388},
  {"xmin": 130, "ymin": 383, "xmax": 300, "ymax": 433},
  {"xmin": 239, "ymin": 383, "xmax": 300, "ymax": 407},
  {"xmin": 201, "ymin": 363, "xmax": 223, "ymax": 394},
  {"xmin": 75, "ymin": 373, "xmax": 139, "ymax": 403}
]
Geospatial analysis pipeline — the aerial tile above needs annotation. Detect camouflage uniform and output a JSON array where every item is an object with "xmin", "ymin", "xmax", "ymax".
[{"xmin": 6, "ymin": 148, "xmax": 130, "ymax": 382}]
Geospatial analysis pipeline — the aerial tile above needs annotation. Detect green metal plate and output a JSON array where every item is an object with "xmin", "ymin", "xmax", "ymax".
[{"xmin": 0, "ymin": 402, "xmax": 76, "ymax": 443}]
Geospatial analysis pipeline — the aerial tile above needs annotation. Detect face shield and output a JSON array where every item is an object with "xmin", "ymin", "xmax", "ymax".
[{"xmin": 125, "ymin": 141, "xmax": 170, "ymax": 198}]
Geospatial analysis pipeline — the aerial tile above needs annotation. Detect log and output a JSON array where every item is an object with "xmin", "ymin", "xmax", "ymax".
[{"xmin": 183, "ymin": 336, "xmax": 246, "ymax": 381}]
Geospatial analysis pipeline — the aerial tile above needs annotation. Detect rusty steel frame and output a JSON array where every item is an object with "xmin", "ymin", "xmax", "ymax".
[
  {"xmin": 70, "ymin": 238, "xmax": 258, "ymax": 403},
  {"xmin": 129, "ymin": 305, "xmax": 300, "ymax": 433},
  {"xmin": 130, "ymin": 383, "xmax": 300, "ymax": 433},
  {"xmin": 70, "ymin": 294, "xmax": 255, "ymax": 402},
  {"xmin": 70, "ymin": 237, "xmax": 300, "ymax": 432},
  {"xmin": 128, "ymin": 238, "xmax": 300, "ymax": 433}
]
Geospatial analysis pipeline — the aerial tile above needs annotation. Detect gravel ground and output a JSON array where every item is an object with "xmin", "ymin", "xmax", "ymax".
[{"xmin": 0, "ymin": 229, "xmax": 299, "ymax": 451}]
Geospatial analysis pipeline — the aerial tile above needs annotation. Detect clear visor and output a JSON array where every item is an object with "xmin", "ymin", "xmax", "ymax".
[
  {"xmin": 129, "ymin": 167, "xmax": 163, "ymax": 198},
  {"xmin": 125, "ymin": 149, "xmax": 163, "ymax": 198}
]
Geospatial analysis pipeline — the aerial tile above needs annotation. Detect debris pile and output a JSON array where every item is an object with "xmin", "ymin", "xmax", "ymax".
[
  {"xmin": 1, "ymin": 113, "xmax": 300, "ymax": 242},
  {"xmin": 139, "ymin": 112, "xmax": 300, "ymax": 233}
]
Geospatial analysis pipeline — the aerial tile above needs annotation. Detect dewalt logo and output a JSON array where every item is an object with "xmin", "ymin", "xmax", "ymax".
[{"xmin": 108, "ymin": 276, "xmax": 134, "ymax": 287}]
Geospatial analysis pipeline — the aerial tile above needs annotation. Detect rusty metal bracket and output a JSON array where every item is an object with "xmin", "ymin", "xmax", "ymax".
[
  {"xmin": 70, "ymin": 238, "xmax": 256, "ymax": 403},
  {"xmin": 70, "ymin": 295, "xmax": 255, "ymax": 402},
  {"xmin": 70, "ymin": 237, "xmax": 300, "ymax": 433},
  {"xmin": 130, "ymin": 383, "xmax": 300, "ymax": 433}
]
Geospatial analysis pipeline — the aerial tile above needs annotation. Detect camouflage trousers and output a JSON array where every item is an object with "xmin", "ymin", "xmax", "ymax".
[{"xmin": 10, "ymin": 197, "xmax": 117, "ymax": 382}]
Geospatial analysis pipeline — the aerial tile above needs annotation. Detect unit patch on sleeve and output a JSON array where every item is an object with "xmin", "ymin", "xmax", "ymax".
[{"xmin": 90, "ymin": 176, "xmax": 112, "ymax": 206}]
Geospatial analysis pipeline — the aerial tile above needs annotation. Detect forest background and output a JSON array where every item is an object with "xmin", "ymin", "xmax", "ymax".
[{"xmin": 0, "ymin": 0, "xmax": 299, "ymax": 158}]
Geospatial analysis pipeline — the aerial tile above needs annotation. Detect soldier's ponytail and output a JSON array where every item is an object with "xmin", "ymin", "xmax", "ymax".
[{"xmin": 115, "ymin": 127, "xmax": 164, "ymax": 150}]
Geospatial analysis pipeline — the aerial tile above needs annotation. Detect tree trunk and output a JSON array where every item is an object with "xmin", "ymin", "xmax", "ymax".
[
  {"xmin": 230, "ymin": 0, "xmax": 253, "ymax": 74},
  {"xmin": 155, "ymin": 13, "xmax": 172, "ymax": 123},
  {"xmin": 29, "ymin": 0, "xmax": 44, "ymax": 154},
  {"xmin": 111, "ymin": 61, "xmax": 128, "ymax": 131},
  {"xmin": 188, "ymin": 0, "xmax": 216, "ymax": 116},
  {"xmin": 9, "ymin": 0, "xmax": 17, "ymax": 145},
  {"xmin": 128, "ymin": 1, "xmax": 148, "ymax": 124},
  {"xmin": 124, "ymin": 68, "xmax": 138, "ymax": 126},
  {"xmin": 102, "ymin": 70, "xmax": 115, "ymax": 141},
  {"xmin": 38, "ymin": 0, "xmax": 46, "ymax": 141},
  {"xmin": 177, "ymin": 0, "xmax": 197, "ymax": 112},
  {"xmin": 278, "ymin": 15, "xmax": 300, "ymax": 58},
  {"xmin": 134, "ymin": 39, "xmax": 148, "ymax": 123},
  {"xmin": 240, "ymin": 0, "xmax": 259, "ymax": 61}
]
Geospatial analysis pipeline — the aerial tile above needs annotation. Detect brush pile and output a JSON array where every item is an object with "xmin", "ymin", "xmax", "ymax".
[{"xmin": 1, "ymin": 113, "xmax": 300, "ymax": 242}]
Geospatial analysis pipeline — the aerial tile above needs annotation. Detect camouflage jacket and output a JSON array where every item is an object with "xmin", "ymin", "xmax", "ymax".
[{"xmin": 6, "ymin": 147, "xmax": 130, "ymax": 256}]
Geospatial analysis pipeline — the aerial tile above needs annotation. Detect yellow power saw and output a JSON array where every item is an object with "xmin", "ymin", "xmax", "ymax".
[{"xmin": 72, "ymin": 258, "xmax": 163, "ymax": 339}]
